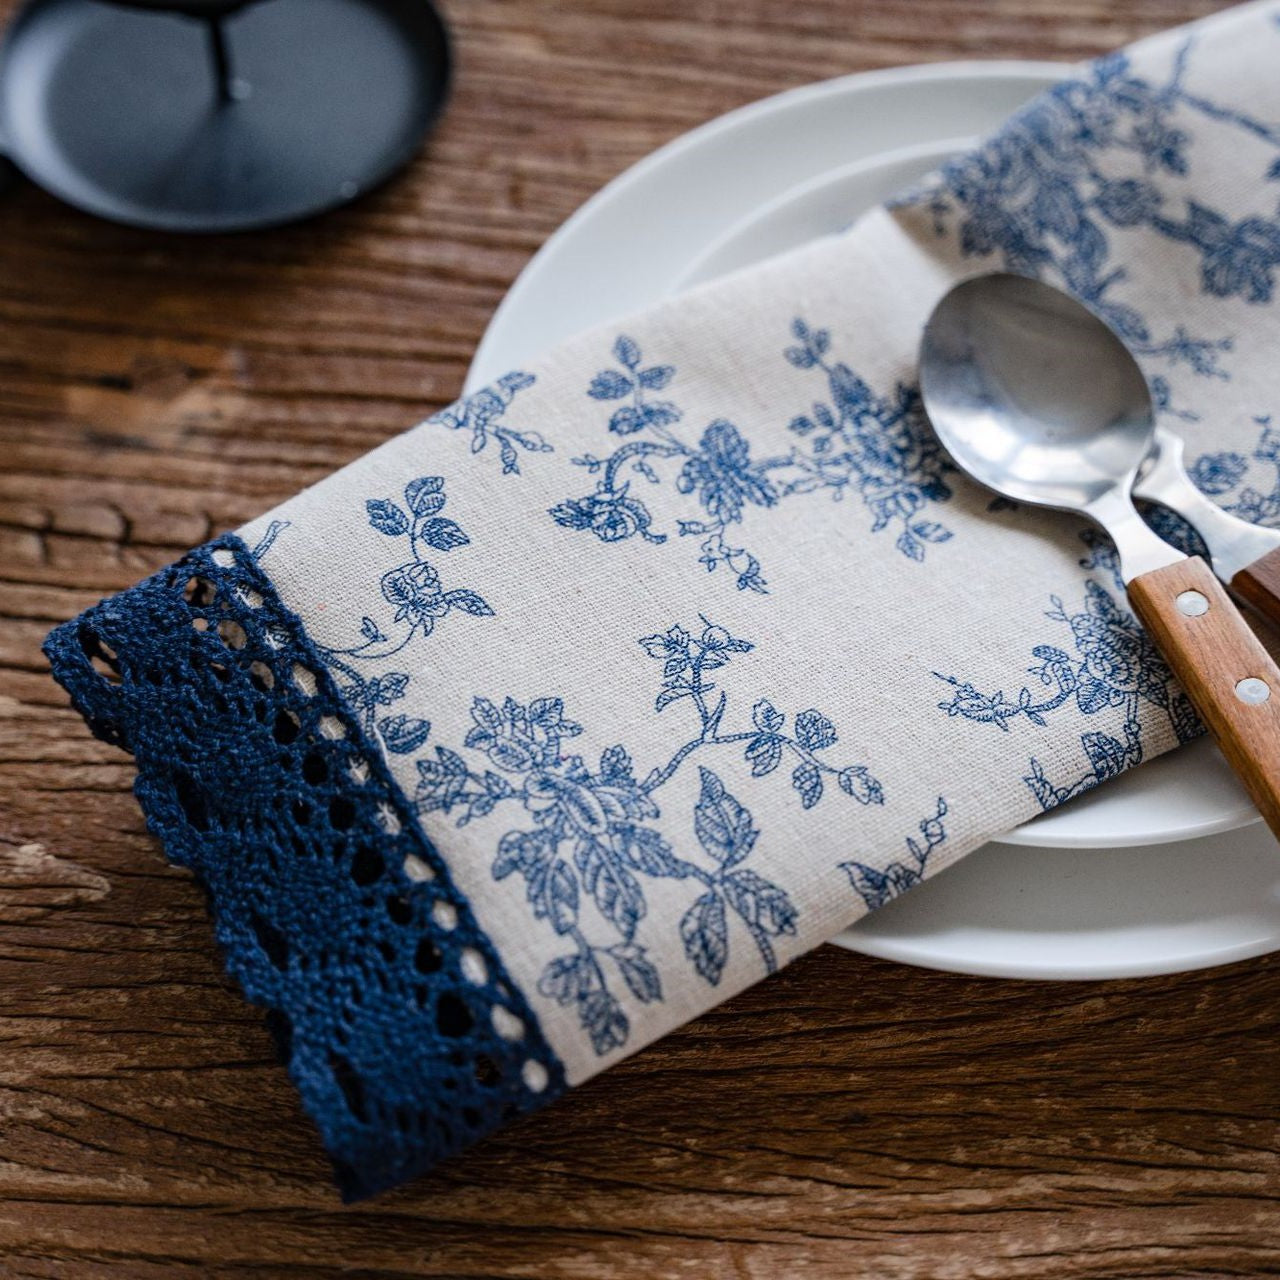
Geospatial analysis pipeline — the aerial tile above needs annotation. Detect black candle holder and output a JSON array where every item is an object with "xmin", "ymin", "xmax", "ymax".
[{"xmin": 0, "ymin": 0, "xmax": 451, "ymax": 232}]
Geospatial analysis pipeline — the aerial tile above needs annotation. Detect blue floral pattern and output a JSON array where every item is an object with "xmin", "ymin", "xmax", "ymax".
[
  {"xmin": 779, "ymin": 320, "xmax": 953, "ymax": 562},
  {"xmin": 910, "ymin": 36, "xmax": 1280, "ymax": 377},
  {"xmin": 550, "ymin": 328, "xmax": 952, "ymax": 590},
  {"xmin": 1186, "ymin": 414, "xmax": 1280, "ymax": 526},
  {"xmin": 840, "ymin": 797, "xmax": 948, "ymax": 911},
  {"xmin": 428, "ymin": 371, "xmax": 550, "ymax": 474},
  {"xmin": 935, "ymin": 578, "xmax": 1198, "ymax": 811},
  {"xmin": 406, "ymin": 619, "xmax": 884, "ymax": 1056},
  {"xmin": 265, "ymin": 478, "xmax": 494, "ymax": 754}
]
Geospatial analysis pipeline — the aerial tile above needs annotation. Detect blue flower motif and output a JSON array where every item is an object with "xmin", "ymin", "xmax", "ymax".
[
  {"xmin": 935, "ymin": 568, "xmax": 1198, "ymax": 810},
  {"xmin": 429, "ymin": 370, "xmax": 550, "ymax": 474},
  {"xmin": 406, "ymin": 618, "xmax": 882, "ymax": 1056},
  {"xmin": 1188, "ymin": 451, "xmax": 1248, "ymax": 495},
  {"xmin": 675, "ymin": 420, "xmax": 777, "ymax": 524},
  {"xmin": 261, "ymin": 477, "xmax": 493, "ymax": 747},
  {"xmin": 909, "ymin": 35, "xmax": 1280, "ymax": 380},
  {"xmin": 549, "ymin": 484, "xmax": 665, "ymax": 544},
  {"xmin": 1185, "ymin": 207, "xmax": 1280, "ymax": 304},
  {"xmin": 1184, "ymin": 417, "xmax": 1280, "ymax": 528},
  {"xmin": 1094, "ymin": 178, "xmax": 1162, "ymax": 227},
  {"xmin": 381, "ymin": 562, "xmax": 450, "ymax": 627},
  {"xmin": 553, "ymin": 326, "xmax": 953, "ymax": 590}
]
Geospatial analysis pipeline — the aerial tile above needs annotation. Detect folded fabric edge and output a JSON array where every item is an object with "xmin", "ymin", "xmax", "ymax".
[{"xmin": 43, "ymin": 535, "xmax": 567, "ymax": 1200}]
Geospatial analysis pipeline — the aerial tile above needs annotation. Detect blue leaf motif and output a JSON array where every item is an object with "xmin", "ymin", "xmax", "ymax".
[
  {"xmin": 366, "ymin": 499, "xmax": 409, "ymax": 536},
  {"xmin": 589, "ymin": 369, "xmax": 634, "ymax": 400},
  {"xmin": 445, "ymin": 589, "xmax": 494, "ymax": 617},
  {"xmin": 610, "ymin": 943, "xmax": 662, "ymax": 1003},
  {"xmin": 418, "ymin": 518, "xmax": 469, "ymax": 551},
  {"xmin": 370, "ymin": 672, "xmax": 409, "ymax": 704},
  {"xmin": 547, "ymin": 860, "xmax": 579, "ymax": 934},
  {"xmin": 608, "ymin": 405, "xmax": 645, "ymax": 435},
  {"xmin": 680, "ymin": 890, "xmax": 728, "ymax": 986},
  {"xmin": 721, "ymin": 869, "xmax": 798, "ymax": 940},
  {"xmin": 792, "ymin": 760, "xmax": 822, "ymax": 809},
  {"xmin": 404, "ymin": 476, "xmax": 446, "ymax": 517},
  {"xmin": 745, "ymin": 734, "xmax": 783, "ymax": 777},
  {"xmin": 638, "ymin": 365, "xmax": 674, "ymax": 390},
  {"xmin": 693, "ymin": 767, "xmax": 757, "ymax": 866},
  {"xmin": 537, "ymin": 954, "xmax": 585, "ymax": 1003},
  {"xmin": 575, "ymin": 839, "xmax": 644, "ymax": 939},
  {"xmin": 581, "ymin": 989, "xmax": 629, "ymax": 1056},
  {"xmin": 1082, "ymin": 731, "xmax": 1128, "ymax": 781},
  {"xmin": 613, "ymin": 335, "xmax": 641, "ymax": 368},
  {"xmin": 619, "ymin": 824, "xmax": 688, "ymax": 877}
]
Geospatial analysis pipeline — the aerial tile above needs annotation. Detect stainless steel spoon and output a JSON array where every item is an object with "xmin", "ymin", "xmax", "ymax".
[
  {"xmin": 1135, "ymin": 426, "xmax": 1280, "ymax": 627},
  {"xmin": 919, "ymin": 271, "xmax": 1280, "ymax": 839}
]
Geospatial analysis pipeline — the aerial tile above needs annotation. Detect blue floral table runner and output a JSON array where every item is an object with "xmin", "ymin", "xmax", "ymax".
[{"xmin": 45, "ymin": 0, "xmax": 1280, "ymax": 1198}]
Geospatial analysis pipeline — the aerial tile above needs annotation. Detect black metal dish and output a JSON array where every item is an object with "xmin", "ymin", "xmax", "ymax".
[{"xmin": 0, "ymin": 0, "xmax": 452, "ymax": 232}]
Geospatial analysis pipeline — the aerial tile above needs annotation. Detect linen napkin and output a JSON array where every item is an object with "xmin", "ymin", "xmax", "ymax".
[{"xmin": 45, "ymin": 0, "xmax": 1280, "ymax": 1198}]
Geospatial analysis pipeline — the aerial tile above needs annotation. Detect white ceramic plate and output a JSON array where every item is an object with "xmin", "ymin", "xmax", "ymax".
[{"xmin": 467, "ymin": 63, "xmax": 1280, "ymax": 976}]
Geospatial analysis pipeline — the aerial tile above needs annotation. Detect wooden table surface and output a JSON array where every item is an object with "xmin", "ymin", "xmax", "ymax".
[{"xmin": 3, "ymin": 0, "xmax": 1279, "ymax": 1275}]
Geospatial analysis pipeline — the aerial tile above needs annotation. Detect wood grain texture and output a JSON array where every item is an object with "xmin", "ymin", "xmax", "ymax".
[
  {"xmin": 1233, "ymin": 544, "xmax": 1280, "ymax": 634},
  {"xmin": 1129, "ymin": 556, "xmax": 1280, "ymax": 839},
  {"xmin": 1, "ymin": 0, "xmax": 1277, "ymax": 1275}
]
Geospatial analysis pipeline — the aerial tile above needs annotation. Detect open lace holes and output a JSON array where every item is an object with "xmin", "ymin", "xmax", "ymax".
[
  {"xmin": 460, "ymin": 947, "xmax": 487, "ymax": 986},
  {"xmin": 414, "ymin": 937, "xmax": 443, "ymax": 974},
  {"xmin": 318, "ymin": 715, "xmax": 346, "ymax": 740},
  {"xmin": 349, "ymin": 844, "xmax": 383, "ymax": 885},
  {"xmin": 249, "ymin": 660, "xmax": 275, "ymax": 691},
  {"xmin": 272, "ymin": 708, "xmax": 301, "ymax": 744},
  {"xmin": 191, "ymin": 616, "xmax": 209, "ymax": 633},
  {"xmin": 251, "ymin": 912, "xmax": 289, "ymax": 970},
  {"xmin": 292, "ymin": 663, "xmax": 318, "ymax": 697},
  {"xmin": 386, "ymin": 894, "xmax": 413, "ymax": 925},
  {"xmin": 522, "ymin": 1060, "xmax": 549, "ymax": 1094},
  {"xmin": 329, "ymin": 795, "xmax": 356, "ymax": 831},
  {"xmin": 402, "ymin": 853, "xmax": 434, "ymax": 883},
  {"xmin": 79, "ymin": 630, "xmax": 122, "ymax": 686},
  {"xmin": 183, "ymin": 576, "xmax": 217, "ymax": 607},
  {"xmin": 302, "ymin": 750, "xmax": 327, "ymax": 786},
  {"xmin": 436, "ymin": 993, "xmax": 473, "ymax": 1038},
  {"xmin": 217, "ymin": 619, "xmax": 248, "ymax": 650},
  {"xmin": 474, "ymin": 1054, "xmax": 501, "ymax": 1088},
  {"xmin": 431, "ymin": 900, "xmax": 458, "ymax": 932},
  {"xmin": 491, "ymin": 1006, "xmax": 524, "ymax": 1041}
]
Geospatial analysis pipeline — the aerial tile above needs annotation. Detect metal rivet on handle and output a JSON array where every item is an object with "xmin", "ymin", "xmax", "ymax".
[
  {"xmin": 1176, "ymin": 590, "xmax": 1210, "ymax": 616},
  {"xmin": 1235, "ymin": 677, "xmax": 1271, "ymax": 705}
]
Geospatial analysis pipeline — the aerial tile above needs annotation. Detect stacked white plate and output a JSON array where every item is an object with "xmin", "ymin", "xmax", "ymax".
[{"xmin": 467, "ymin": 63, "xmax": 1280, "ymax": 980}]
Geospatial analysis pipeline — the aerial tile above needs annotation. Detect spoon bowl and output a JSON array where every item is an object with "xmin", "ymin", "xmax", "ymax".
[
  {"xmin": 918, "ymin": 270, "xmax": 1280, "ymax": 844},
  {"xmin": 919, "ymin": 272, "xmax": 1155, "ymax": 515}
]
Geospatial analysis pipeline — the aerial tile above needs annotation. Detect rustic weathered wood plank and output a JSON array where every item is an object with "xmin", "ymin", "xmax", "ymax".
[{"xmin": 2, "ymin": 0, "xmax": 1277, "ymax": 1275}]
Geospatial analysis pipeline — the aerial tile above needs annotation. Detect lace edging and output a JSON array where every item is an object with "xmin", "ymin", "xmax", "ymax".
[{"xmin": 44, "ymin": 536, "xmax": 566, "ymax": 1199}]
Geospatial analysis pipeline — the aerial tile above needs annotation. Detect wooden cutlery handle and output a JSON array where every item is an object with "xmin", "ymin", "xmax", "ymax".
[
  {"xmin": 1128, "ymin": 556, "xmax": 1280, "ymax": 840},
  {"xmin": 1232, "ymin": 545, "xmax": 1280, "ymax": 631}
]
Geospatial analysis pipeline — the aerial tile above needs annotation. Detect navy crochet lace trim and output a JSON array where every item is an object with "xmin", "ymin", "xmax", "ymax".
[{"xmin": 43, "ymin": 535, "xmax": 566, "ymax": 1200}]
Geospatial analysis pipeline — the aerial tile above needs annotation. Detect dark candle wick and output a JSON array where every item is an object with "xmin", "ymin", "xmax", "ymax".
[{"xmin": 207, "ymin": 15, "xmax": 235, "ymax": 105}]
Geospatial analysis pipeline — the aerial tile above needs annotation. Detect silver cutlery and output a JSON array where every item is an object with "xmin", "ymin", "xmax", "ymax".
[{"xmin": 919, "ymin": 271, "xmax": 1280, "ymax": 839}]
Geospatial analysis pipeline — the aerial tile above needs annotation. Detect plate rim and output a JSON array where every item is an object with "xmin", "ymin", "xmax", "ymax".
[{"xmin": 467, "ymin": 58, "xmax": 1072, "ymax": 392}]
